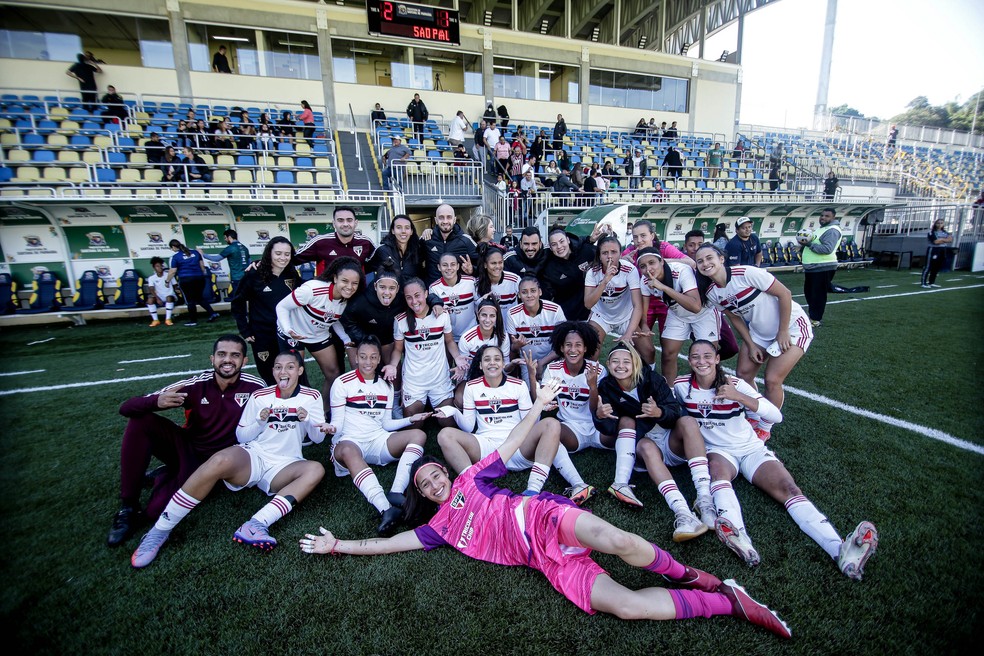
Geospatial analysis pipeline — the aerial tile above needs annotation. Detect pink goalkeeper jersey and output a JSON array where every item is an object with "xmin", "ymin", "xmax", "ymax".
[{"xmin": 414, "ymin": 451, "xmax": 528, "ymax": 566}]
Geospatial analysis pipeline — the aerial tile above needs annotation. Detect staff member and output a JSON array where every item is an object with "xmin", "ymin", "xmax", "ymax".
[
  {"xmin": 920, "ymin": 218, "xmax": 953, "ymax": 289},
  {"xmin": 799, "ymin": 208, "xmax": 842, "ymax": 328}
]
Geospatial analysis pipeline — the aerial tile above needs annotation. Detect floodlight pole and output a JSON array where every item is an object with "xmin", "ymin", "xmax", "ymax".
[{"xmin": 813, "ymin": 0, "xmax": 838, "ymax": 131}]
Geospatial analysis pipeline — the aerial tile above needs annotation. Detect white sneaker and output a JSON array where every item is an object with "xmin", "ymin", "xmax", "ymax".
[
  {"xmin": 716, "ymin": 517, "xmax": 760, "ymax": 566},
  {"xmin": 693, "ymin": 495, "xmax": 717, "ymax": 530},
  {"xmin": 607, "ymin": 483, "xmax": 643, "ymax": 508},
  {"xmin": 929, "ymin": 283, "xmax": 942, "ymax": 288},
  {"xmin": 838, "ymin": 520, "xmax": 878, "ymax": 581},
  {"xmin": 920, "ymin": 284, "xmax": 932, "ymax": 289},
  {"xmin": 672, "ymin": 511, "xmax": 709, "ymax": 543}
]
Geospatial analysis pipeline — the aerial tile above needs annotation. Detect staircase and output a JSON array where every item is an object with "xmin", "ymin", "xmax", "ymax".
[{"xmin": 335, "ymin": 130, "xmax": 379, "ymax": 192}]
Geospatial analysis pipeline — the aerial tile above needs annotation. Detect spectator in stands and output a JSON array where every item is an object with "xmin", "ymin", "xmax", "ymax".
[
  {"xmin": 662, "ymin": 146, "xmax": 683, "ymax": 179},
  {"xmin": 769, "ymin": 142, "xmax": 784, "ymax": 166},
  {"xmin": 145, "ymin": 132, "xmax": 165, "ymax": 165},
  {"xmin": 482, "ymin": 102, "xmax": 497, "ymax": 125},
  {"xmin": 174, "ymin": 121, "xmax": 194, "ymax": 149},
  {"xmin": 382, "ymin": 136, "xmax": 411, "ymax": 191},
  {"xmin": 624, "ymin": 147, "xmax": 648, "ymax": 190},
  {"xmin": 449, "ymin": 110, "xmax": 470, "ymax": 147},
  {"xmin": 367, "ymin": 214, "xmax": 427, "ymax": 283},
  {"xmin": 212, "ymin": 45, "xmax": 232, "ymax": 73},
  {"xmin": 509, "ymin": 146, "xmax": 525, "ymax": 182},
  {"xmin": 495, "ymin": 173, "xmax": 508, "ymax": 198},
  {"xmin": 542, "ymin": 160, "xmax": 560, "ymax": 187},
  {"xmin": 725, "ymin": 217, "xmax": 763, "ymax": 267},
  {"xmin": 887, "ymin": 124, "xmax": 898, "ymax": 150},
  {"xmin": 258, "ymin": 112, "xmax": 275, "ymax": 132},
  {"xmin": 507, "ymin": 182, "xmax": 521, "ymax": 222},
  {"xmin": 552, "ymin": 114, "xmax": 567, "ymax": 153},
  {"xmin": 370, "ymin": 103, "xmax": 386, "ymax": 126},
  {"xmin": 823, "ymin": 170, "xmax": 839, "ymax": 199},
  {"xmin": 712, "ymin": 223, "xmax": 729, "ymax": 250},
  {"xmin": 192, "ymin": 119, "xmax": 210, "ymax": 150},
  {"xmin": 407, "ymin": 93, "xmax": 429, "ymax": 143},
  {"xmin": 520, "ymin": 170, "xmax": 540, "ymax": 220},
  {"xmin": 529, "ymin": 131, "xmax": 546, "ymax": 172},
  {"xmin": 494, "ymin": 135, "xmax": 512, "ymax": 178},
  {"xmin": 473, "ymin": 119, "xmax": 487, "ymax": 162},
  {"xmin": 167, "ymin": 239, "xmax": 219, "ymax": 326},
  {"xmin": 556, "ymin": 147, "xmax": 571, "ymax": 173},
  {"xmin": 231, "ymin": 237, "xmax": 300, "ymax": 384},
  {"xmin": 453, "ymin": 143, "xmax": 470, "ymax": 166},
  {"xmin": 424, "ymin": 204, "xmax": 478, "ymax": 284},
  {"xmin": 541, "ymin": 226, "xmax": 603, "ymax": 321},
  {"xmin": 200, "ymin": 228, "xmax": 250, "ymax": 298},
  {"xmin": 634, "ymin": 119, "xmax": 648, "ymax": 136},
  {"xmin": 707, "ymin": 142, "xmax": 724, "ymax": 179},
  {"xmin": 800, "ymin": 208, "xmax": 843, "ymax": 327},
  {"xmin": 236, "ymin": 120, "xmax": 256, "ymax": 151},
  {"xmin": 648, "ymin": 118, "xmax": 659, "ymax": 135},
  {"xmin": 100, "ymin": 85, "xmax": 127, "ymax": 123},
  {"xmin": 212, "ymin": 119, "xmax": 235, "ymax": 153},
  {"xmin": 656, "ymin": 121, "xmax": 667, "ymax": 144},
  {"xmin": 161, "ymin": 146, "xmax": 184, "ymax": 184},
  {"xmin": 483, "ymin": 122, "xmax": 503, "ymax": 174},
  {"xmin": 571, "ymin": 164, "xmax": 588, "ymax": 190},
  {"xmin": 504, "ymin": 226, "xmax": 547, "ymax": 277},
  {"xmin": 501, "ymin": 226, "xmax": 519, "ymax": 250},
  {"xmin": 66, "ymin": 53, "xmax": 101, "ymax": 112},
  {"xmin": 601, "ymin": 160, "xmax": 618, "ymax": 185},
  {"xmin": 921, "ymin": 217, "xmax": 953, "ymax": 289},
  {"xmin": 732, "ymin": 140, "xmax": 746, "ymax": 160},
  {"xmin": 652, "ymin": 180, "xmax": 667, "ymax": 201},
  {"xmin": 769, "ymin": 162, "xmax": 782, "ymax": 193},
  {"xmin": 511, "ymin": 127, "xmax": 528, "ymax": 155},
  {"xmin": 299, "ymin": 101, "xmax": 316, "ymax": 141},
  {"xmin": 257, "ymin": 123, "xmax": 276, "ymax": 151},
  {"xmin": 497, "ymin": 104, "xmax": 510, "ymax": 128},
  {"xmin": 181, "ymin": 147, "xmax": 212, "ymax": 184},
  {"xmin": 583, "ymin": 169, "xmax": 604, "ymax": 199},
  {"xmin": 664, "ymin": 121, "xmax": 678, "ymax": 139},
  {"xmin": 296, "ymin": 206, "xmax": 376, "ymax": 276},
  {"xmin": 553, "ymin": 167, "xmax": 579, "ymax": 197},
  {"xmin": 279, "ymin": 111, "xmax": 296, "ymax": 140}
]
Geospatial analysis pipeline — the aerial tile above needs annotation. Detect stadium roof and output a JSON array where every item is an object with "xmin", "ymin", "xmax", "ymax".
[{"xmin": 324, "ymin": 0, "xmax": 780, "ymax": 55}]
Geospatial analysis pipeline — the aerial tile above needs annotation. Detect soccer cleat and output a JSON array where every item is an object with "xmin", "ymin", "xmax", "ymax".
[
  {"xmin": 810, "ymin": 320, "xmax": 822, "ymax": 328},
  {"xmin": 662, "ymin": 565, "xmax": 722, "ymax": 592},
  {"xmin": 838, "ymin": 520, "xmax": 878, "ymax": 581},
  {"xmin": 233, "ymin": 519, "xmax": 277, "ymax": 551},
  {"xmin": 377, "ymin": 506, "xmax": 403, "ymax": 536},
  {"xmin": 131, "ymin": 527, "xmax": 170, "ymax": 568},
  {"xmin": 207, "ymin": 313, "xmax": 220, "ymax": 322},
  {"xmin": 149, "ymin": 320, "xmax": 161, "ymax": 327},
  {"xmin": 716, "ymin": 518, "xmax": 761, "ymax": 567},
  {"xmin": 673, "ymin": 511, "xmax": 709, "ymax": 542},
  {"xmin": 719, "ymin": 579, "xmax": 792, "ymax": 639},
  {"xmin": 165, "ymin": 319, "xmax": 174, "ymax": 326},
  {"xmin": 694, "ymin": 495, "xmax": 717, "ymax": 530},
  {"xmin": 184, "ymin": 321, "xmax": 197, "ymax": 327},
  {"xmin": 565, "ymin": 484, "xmax": 598, "ymax": 506},
  {"xmin": 386, "ymin": 491, "xmax": 406, "ymax": 508},
  {"xmin": 107, "ymin": 506, "xmax": 144, "ymax": 547},
  {"xmin": 753, "ymin": 426, "xmax": 771, "ymax": 442},
  {"xmin": 607, "ymin": 483, "xmax": 643, "ymax": 508}
]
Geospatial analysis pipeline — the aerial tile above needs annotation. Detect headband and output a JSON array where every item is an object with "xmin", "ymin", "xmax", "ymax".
[
  {"xmin": 413, "ymin": 462, "xmax": 446, "ymax": 489},
  {"xmin": 608, "ymin": 342, "xmax": 631, "ymax": 357}
]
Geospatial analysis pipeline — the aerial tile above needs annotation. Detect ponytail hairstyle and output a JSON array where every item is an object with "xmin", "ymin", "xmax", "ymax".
[
  {"xmin": 401, "ymin": 277, "xmax": 431, "ymax": 334},
  {"xmin": 438, "ymin": 251, "xmax": 462, "ymax": 285},
  {"xmin": 274, "ymin": 348, "xmax": 305, "ymax": 368},
  {"xmin": 684, "ymin": 339, "xmax": 729, "ymax": 399},
  {"xmin": 592, "ymin": 234, "xmax": 623, "ymax": 268},
  {"xmin": 168, "ymin": 239, "xmax": 191, "ymax": 256},
  {"xmin": 476, "ymin": 243, "xmax": 507, "ymax": 297},
  {"xmin": 404, "ymin": 456, "xmax": 449, "ymax": 526},
  {"xmin": 693, "ymin": 243, "xmax": 729, "ymax": 305},
  {"xmin": 474, "ymin": 297, "xmax": 505, "ymax": 345},
  {"xmin": 318, "ymin": 255, "xmax": 366, "ymax": 295},
  {"xmin": 466, "ymin": 343, "xmax": 502, "ymax": 382}
]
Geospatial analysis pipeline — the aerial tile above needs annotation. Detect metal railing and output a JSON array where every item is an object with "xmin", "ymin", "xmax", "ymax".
[{"xmin": 387, "ymin": 160, "xmax": 483, "ymax": 199}]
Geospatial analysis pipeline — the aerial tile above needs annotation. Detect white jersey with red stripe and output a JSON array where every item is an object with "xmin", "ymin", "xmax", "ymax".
[
  {"xmin": 462, "ymin": 375, "xmax": 532, "ymax": 441},
  {"xmin": 429, "ymin": 275, "xmax": 478, "ymax": 339},
  {"xmin": 673, "ymin": 374, "xmax": 782, "ymax": 450},
  {"xmin": 640, "ymin": 261, "xmax": 705, "ymax": 320},
  {"xmin": 705, "ymin": 265, "xmax": 809, "ymax": 347},
  {"xmin": 394, "ymin": 310, "xmax": 452, "ymax": 386},
  {"xmin": 505, "ymin": 301, "xmax": 566, "ymax": 361},
  {"xmin": 488, "ymin": 271, "xmax": 520, "ymax": 314},
  {"xmin": 457, "ymin": 325, "xmax": 511, "ymax": 367},
  {"xmin": 277, "ymin": 280, "xmax": 347, "ymax": 343},
  {"xmin": 584, "ymin": 259, "xmax": 641, "ymax": 325},
  {"xmin": 329, "ymin": 369, "xmax": 394, "ymax": 440},
  {"xmin": 236, "ymin": 384, "xmax": 325, "ymax": 461},
  {"xmin": 542, "ymin": 360, "xmax": 605, "ymax": 425}
]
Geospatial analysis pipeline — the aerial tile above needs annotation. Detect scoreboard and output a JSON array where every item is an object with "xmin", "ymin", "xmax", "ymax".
[{"xmin": 366, "ymin": 0, "xmax": 461, "ymax": 46}]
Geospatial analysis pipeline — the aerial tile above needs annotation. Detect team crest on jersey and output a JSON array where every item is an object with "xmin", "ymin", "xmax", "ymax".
[
  {"xmin": 365, "ymin": 392, "xmax": 378, "ymax": 407},
  {"xmin": 450, "ymin": 490, "xmax": 466, "ymax": 509},
  {"xmin": 697, "ymin": 399, "xmax": 713, "ymax": 417},
  {"xmin": 725, "ymin": 293, "xmax": 739, "ymax": 309},
  {"xmin": 448, "ymin": 292, "xmax": 459, "ymax": 305},
  {"xmin": 528, "ymin": 324, "xmax": 540, "ymax": 338},
  {"xmin": 354, "ymin": 246, "xmax": 363, "ymax": 257},
  {"xmin": 258, "ymin": 351, "xmax": 269, "ymax": 362},
  {"xmin": 234, "ymin": 393, "xmax": 250, "ymax": 407},
  {"xmin": 489, "ymin": 396, "xmax": 502, "ymax": 412},
  {"xmin": 567, "ymin": 385, "xmax": 580, "ymax": 401},
  {"xmin": 603, "ymin": 283, "xmax": 616, "ymax": 297}
]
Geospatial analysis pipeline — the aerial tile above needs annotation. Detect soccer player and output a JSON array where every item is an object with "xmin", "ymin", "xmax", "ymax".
[
  {"xmin": 620, "ymin": 220, "xmax": 695, "ymax": 335},
  {"xmin": 106, "ymin": 335, "xmax": 264, "ymax": 547},
  {"xmin": 429, "ymin": 252, "xmax": 478, "ymax": 342},
  {"xmin": 594, "ymin": 342, "xmax": 714, "ymax": 542},
  {"xmin": 675, "ymin": 340, "xmax": 878, "ymax": 579},
  {"xmin": 455, "ymin": 298, "xmax": 511, "ymax": 406},
  {"xmin": 145, "ymin": 256, "xmax": 176, "ymax": 326},
  {"xmin": 694, "ymin": 244, "xmax": 812, "ymax": 441},
  {"xmin": 328, "ymin": 337, "xmax": 429, "ymax": 536},
  {"xmin": 505, "ymin": 275, "xmax": 565, "ymax": 387},
  {"xmin": 300, "ymin": 380, "xmax": 792, "ymax": 640},
  {"xmin": 438, "ymin": 346, "xmax": 594, "ymax": 503},
  {"xmin": 475, "ymin": 245, "xmax": 520, "ymax": 315},
  {"xmin": 130, "ymin": 350, "xmax": 327, "ymax": 568},
  {"xmin": 583, "ymin": 236, "xmax": 653, "ymax": 365}
]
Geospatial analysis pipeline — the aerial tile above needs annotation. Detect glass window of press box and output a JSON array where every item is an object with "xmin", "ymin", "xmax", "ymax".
[
  {"xmin": 0, "ymin": 6, "xmax": 174, "ymax": 68},
  {"xmin": 332, "ymin": 39, "xmax": 482, "ymax": 94},
  {"xmin": 589, "ymin": 69, "xmax": 689, "ymax": 113},
  {"xmin": 492, "ymin": 58, "xmax": 579, "ymax": 104},
  {"xmin": 187, "ymin": 24, "xmax": 321, "ymax": 81}
]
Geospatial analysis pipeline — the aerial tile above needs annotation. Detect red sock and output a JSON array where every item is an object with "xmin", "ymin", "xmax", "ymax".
[
  {"xmin": 669, "ymin": 589, "xmax": 734, "ymax": 619},
  {"xmin": 643, "ymin": 542, "xmax": 686, "ymax": 579}
]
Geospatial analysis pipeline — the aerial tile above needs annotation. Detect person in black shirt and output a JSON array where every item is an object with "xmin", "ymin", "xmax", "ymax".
[
  {"xmin": 366, "ymin": 214, "xmax": 427, "ymax": 283},
  {"xmin": 101, "ymin": 85, "xmax": 127, "ymax": 123},
  {"xmin": 503, "ymin": 226, "xmax": 547, "ymax": 277},
  {"xmin": 541, "ymin": 226, "xmax": 604, "ymax": 321},
  {"xmin": 66, "ymin": 53, "xmax": 101, "ymax": 112},
  {"xmin": 212, "ymin": 45, "xmax": 232, "ymax": 73}
]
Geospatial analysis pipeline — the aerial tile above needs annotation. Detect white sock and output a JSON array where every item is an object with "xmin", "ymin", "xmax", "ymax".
[
  {"xmin": 613, "ymin": 430, "xmax": 636, "ymax": 486},
  {"xmin": 252, "ymin": 494, "xmax": 293, "ymax": 527},
  {"xmin": 657, "ymin": 480, "xmax": 690, "ymax": 515},
  {"xmin": 688, "ymin": 457, "xmax": 711, "ymax": 499},
  {"xmin": 147, "ymin": 303, "xmax": 158, "ymax": 320},
  {"xmin": 711, "ymin": 479, "xmax": 747, "ymax": 532},
  {"xmin": 391, "ymin": 444, "xmax": 424, "ymax": 493},
  {"xmin": 526, "ymin": 462, "xmax": 550, "ymax": 493},
  {"xmin": 164, "ymin": 301, "xmax": 174, "ymax": 320},
  {"xmin": 354, "ymin": 467, "xmax": 390, "ymax": 513},
  {"xmin": 786, "ymin": 495, "xmax": 842, "ymax": 559},
  {"xmin": 154, "ymin": 489, "xmax": 200, "ymax": 531},
  {"xmin": 551, "ymin": 446, "xmax": 585, "ymax": 487}
]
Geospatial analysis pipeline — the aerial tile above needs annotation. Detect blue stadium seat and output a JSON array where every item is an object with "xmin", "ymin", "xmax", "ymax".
[
  {"xmin": 275, "ymin": 170, "xmax": 295, "ymax": 184},
  {"xmin": 96, "ymin": 168, "xmax": 117, "ymax": 183},
  {"xmin": 107, "ymin": 269, "xmax": 144, "ymax": 309},
  {"xmin": 16, "ymin": 271, "xmax": 62, "ymax": 314},
  {"xmin": 0, "ymin": 272, "xmax": 17, "ymax": 314},
  {"xmin": 71, "ymin": 270, "xmax": 105, "ymax": 310},
  {"xmin": 32, "ymin": 150, "xmax": 56, "ymax": 163}
]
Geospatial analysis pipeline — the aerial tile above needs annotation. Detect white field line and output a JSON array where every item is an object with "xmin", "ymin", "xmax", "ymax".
[
  {"xmin": 0, "ymin": 369, "xmax": 45, "ymax": 377},
  {"xmin": 119, "ymin": 354, "xmax": 191, "ymax": 364},
  {"xmin": 875, "ymin": 285, "xmax": 897, "ymax": 289},
  {"xmin": 827, "ymin": 283, "xmax": 984, "ymax": 305}
]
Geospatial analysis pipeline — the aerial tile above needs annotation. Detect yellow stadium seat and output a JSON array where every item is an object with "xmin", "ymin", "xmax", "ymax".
[
  {"xmin": 128, "ymin": 152, "xmax": 146, "ymax": 165},
  {"xmin": 47, "ymin": 134, "xmax": 68, "ymax": 147},
  {"xmin": 8, "ymin": 149, "xmax": 30, "ymax": 162},
  {"xmin": 256, "ymin": 170, "xmax": 273, "ymax": 185},
  {"xmin": 199, "ymin": 153, "xmax": 214, "ymax": 165},
  {"xmin": 49, "ymin": 106, "xmax": 69, "ymax": 118},
  {"xmin": 296, "ymin": 171, "xmax": 314, "ymax": 185},
  {"xmin": 82, "ymin": 150, "xmax": 101, "ymax": 165},
  {"xmin": 119, "ymin": 169, "xmax": 141, "ymax": 183},
  {"xmin": 58, "ymin": 150, "xmax": 80, "ymax": 162},
  {"xmin": 92, "ymin": 136, "xmax": 113, "ymax": 149},
  {"xmin": 277, "ymin": 156, "xmax": 294, "ymax": 168},
  {"xmin": 57, "ymin": 120, "xmax": 80, "ymax": 135},
  {"xmin": 315, "ymin": 171, "xmax": 333, "ymax": 185},
  {"xmin": 69, "ymin": 167, "xmax": 89, "ymax": 183},
  {"xmin": 216, "ymin": 154, "xmax": 235, "ymax": 167},
  {"xmin": 42, "ymin": 167, "xmax": 67, "ymax": 181},
  {"xmin": 1, "ymin": 133, "xmax": 19, "ymax": 147},
  {"xmin": 295, "ymin": 142, "xmax": 311, "ymax": 155},
  {"xmin": 314, "ymin": 157, "xmax": 331, "ymax": 169},
  {"xmin": 212, "ymin": 169, "xmax": 232, "ymax": 184},
  {"xmin": 15, "ymin": 166, "xmax": 40, "ymax": 181},
  {"xmin": 233, "ymin": 170, "xmax": 253, "ymax": 184},
  {"xmin": 143, "ymin": 168, "xmax": 163, "ymax": 183}
]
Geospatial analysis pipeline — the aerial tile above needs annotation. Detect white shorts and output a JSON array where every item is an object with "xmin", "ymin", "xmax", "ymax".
[
  {"xmin": 707, "ymin": 440, "xmax": 780, "ymax": 482},
  {"xmin": 151, "ymin": 281, "xmax": 175, "ymax": 302},
  {"xmin": 563, "ymin": 419, "xmax": 609, "ymax": 453},
  {"xmin": 403, "ymin": 372, "xmax": 454, "ymax": 409},
  {"xmin": 633, "ymin": 426, "xmax": 687, "ymax": 472},
  {"xmin": 330, "ymin": 429, "xmax": 397, "ymax": 476},
  {"xmin": 588, "ymin": 311, "xmax": 631, "ymax": 338},
  {"xmin": 661, "ymin": 307, "xmax": 720, "ymax": 342},
  {"xmin": 751, "ymin": 314, "xmax": 814, "ymax": 354},
  {"xmin": 224, "ymin": 444, "xmax": 303, "ymax": 495},
  {"xmin": 476, "ymin": 431, "xmax": 535, "ymax": 472}
]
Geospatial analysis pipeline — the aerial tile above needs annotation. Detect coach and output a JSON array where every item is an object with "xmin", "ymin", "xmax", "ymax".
[{"xmin": 423, "ymin": 204, "xmax": 478, "ymax": 284}]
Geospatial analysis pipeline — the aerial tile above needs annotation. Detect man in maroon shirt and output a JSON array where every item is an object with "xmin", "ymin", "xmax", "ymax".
[
  {"xmin": 107, "ymin": 335, "xmax": 265, "ymax": 546},
  {"xmin": 295, "ymin": 206, "xmax": 376, "ymax": 276}
]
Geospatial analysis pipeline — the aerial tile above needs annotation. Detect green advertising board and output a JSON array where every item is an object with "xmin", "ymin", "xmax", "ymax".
[{"xmin": 63, "ymin": 225, "xmax": 129, "ymax": 260}]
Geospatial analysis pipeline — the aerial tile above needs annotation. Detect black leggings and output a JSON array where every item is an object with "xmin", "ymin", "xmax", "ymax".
[
  {"xmin": 803, "ymin": 269, "xmax": 835, "ymax": 321},
  {"xmin": 303, "ymin": 125, "xmax": 315, "ymax": 141},
  {"xmin": 178, "ymin": 277, "xmax": 215, "ymax": 322},
  {"xmin": 921, "ymin": 247, "xmax": 946, "ymax": 285}
]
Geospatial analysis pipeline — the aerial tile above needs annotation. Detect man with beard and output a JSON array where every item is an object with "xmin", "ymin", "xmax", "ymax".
[
  {"xmin": 295, "ymin": 206, "xmax": 376, "ymax": 276},
  {"xmin": 503, "ymin": 226, "xmax": 548, "ymax": 278},
  {"xmin": 423, "ymin": 204, "xmax": 478, "ymax": 284}
]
